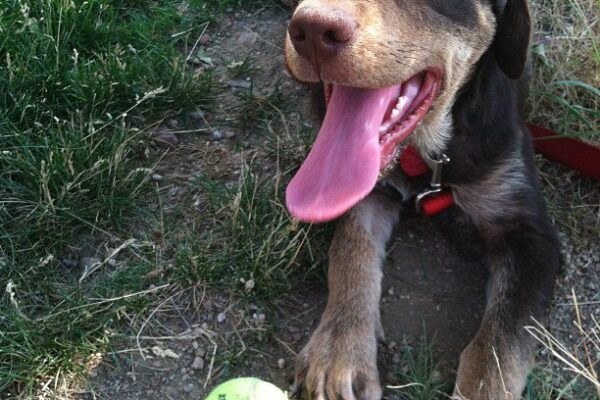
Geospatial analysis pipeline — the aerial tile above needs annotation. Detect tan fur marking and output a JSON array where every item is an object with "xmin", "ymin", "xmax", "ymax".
[{"xmin": 295, "ymin": 194, "xmax": 400, "ymax": 400}]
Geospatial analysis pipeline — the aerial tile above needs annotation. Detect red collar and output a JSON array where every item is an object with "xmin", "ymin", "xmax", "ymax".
[{"xmin": 399, "ymin": 145, "xmax": 454, "ymax": 216}]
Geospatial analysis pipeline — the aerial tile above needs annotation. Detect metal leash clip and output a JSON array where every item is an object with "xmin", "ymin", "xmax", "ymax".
[{"xmin": 415, "ymin": 153, "xmax": 450, "ymax": 213}]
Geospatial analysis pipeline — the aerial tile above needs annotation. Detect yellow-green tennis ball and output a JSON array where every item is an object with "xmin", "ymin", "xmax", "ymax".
[{"xmin": 206, "ymin": 377, "xmax": 287, "ymax": 400}]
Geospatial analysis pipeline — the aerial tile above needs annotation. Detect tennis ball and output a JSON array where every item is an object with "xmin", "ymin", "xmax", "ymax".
[{"xmin": 206, "ymin": 377, "xmax": 288, "ymax": 400}]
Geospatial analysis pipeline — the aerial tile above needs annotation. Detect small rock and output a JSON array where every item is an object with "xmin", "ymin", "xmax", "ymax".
[
  {"xmin": 151, "ymin": 346, "xmax": 180, "ymax": 359},
  {"xmin": 144, "ymin": 268, "xmax": 163, "ymax": 281},
  {"xmin": 167, "ymin": 119, "xmax": 181, "ymax": 129},
  {"xmin": 244, "ymin": 279, "xmax": 255, "ymax": 292},
  {"xmin": 191, "ymin": 356, "xmax": 204, "ymax": 370},
  {"xmin": 388, "ymin": 287, "xmax": 394, "ymax": 296},
  {"xmin": 106, "ymin": 258, "xmax": 117, "ymax": 267},
  {"xmin": 151, "ymin": 173, "xmax": 164, "ymax": 182},
  {"xmin": 192, "ymin": 327, "xmax": 203, "ymax": 338},
  {"xmin": 199, "ymin": 34, "xmax": 211, "ymax": 45},
  {"xmin": 153, "ymin": 130, "xmax": 179, "ymax": 149},
  {"xmin": 192, "ymin": 341, "xmax": 199, "ymax": 350},
  {"xmin": 168, "ymin": 186, "xmax": 180, "ymax": 197},
  {"xmin": 79, "ymin": 256, "xmax": 100, "ymax": 269},
  {"xmin": 188, "ymin": 109, "xmax": 205, "ymax": 122},
  {"xmin": 211, "ymin": 130, "xmax": 223, "ymax": 141},
  {"xmin": 61, "ymin": 256, "xmax": 78, "ymax": 268},
  {"xmin": 237, "ymin": 31, "xmax": 257, "ymax": 44},
  {"xmin": 183, "ymin": 383, "xmax": 194, "ymax": 393},
  {"xmin": 277, "ymin": 358, "xmax": 286, "ymax": 369},
  {"xmin": 217, "ymin": 312, "xmax": 227, "ymax": 323},
  {"xmin": 224, "ymin": 130, "xmax": 236, "ymax": 139},
  {"xmin": 226, "ymin": 79, "xmax": 252, "ymax": 89}
]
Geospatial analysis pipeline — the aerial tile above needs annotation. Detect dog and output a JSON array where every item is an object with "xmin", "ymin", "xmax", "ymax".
[{"xmin": 282, "ymin": 0, "xmax": 560, "ymax": 399}]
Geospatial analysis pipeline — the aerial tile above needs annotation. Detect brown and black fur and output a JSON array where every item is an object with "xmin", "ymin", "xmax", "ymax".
[{"xmin": 284, "ymin": 0, "xmax": 560, "ymax": 399}]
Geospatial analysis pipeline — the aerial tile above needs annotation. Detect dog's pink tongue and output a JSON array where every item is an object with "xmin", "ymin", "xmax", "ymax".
[{"xmin": 286, "ymin": 85, "xmax": 400, "ymax": 222}]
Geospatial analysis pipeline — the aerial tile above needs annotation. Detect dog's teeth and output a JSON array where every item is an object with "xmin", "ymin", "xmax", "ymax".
[
  {"xmin": 396, "ymin": 96, "xmax": 407, "ymax": 109},
  {"xmin": 380, "ymin": 124, "xmax": 389, "ymax": 133},
  {"xmin": 391, "ymin": 109, "xmax": 400, "ymax": 119}
]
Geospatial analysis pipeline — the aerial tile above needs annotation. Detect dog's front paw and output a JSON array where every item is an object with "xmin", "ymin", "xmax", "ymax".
[
  {"xmin": 453, "ymin": 334, "xmax": 530, "ymax": 400},
  {"xmin": 294, "ymin": 320, "xmax": 381, "ymax": 400}
]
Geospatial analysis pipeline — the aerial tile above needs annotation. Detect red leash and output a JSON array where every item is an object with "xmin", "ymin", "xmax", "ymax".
[
  {"xmin": 528, "ymin": 124, "xmax": 600, "ymax": 182},
  {"xmin": 400, "ymin": 125, "xmax": 600, "ymax": 216}
]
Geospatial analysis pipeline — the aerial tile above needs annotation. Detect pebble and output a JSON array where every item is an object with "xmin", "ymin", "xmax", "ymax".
[
  {"xmin": 151, "ymin": 173, "xmax": 164, "ymax": 182},
  {"xmin": 188, "ymin": 109, "xmax": 205, "ymax": 122},
  {"xmin": 167, "ymin": 119, "xmax": 181, "ymax": 129},
  {"xmin": 224, "ymin": 130, "xmax": 236, "ymax": 139},
  {"xmin": 191, "ymin": 356, "xmax": 204, "ymax": 370},
  {"xmin": 192, "ymin": 341, "xmax": 199, "ymax": 350},
  {"xmin": 168, "ymin": 186, "xmax": 180, "ymax": 197},
  {"xmin": 61, "ymin": 256, "xmax": 78, "ymax": 268},
  {"xmin": 226, "ymin": 79, "xmax": 252, "ymax": 89},
  {"xmin": 211, "ymin": 130, "xmax": 223, "ymax": 141},
  {"xmin": 192, "ymin": 327, "xmax": 203, "ymax": 338},
  {"xmin": 183, "ymin": 383, "xmax": 194, "ymax": 393},
  {"xmin": 237, "ymin": 31, "xmax": 257, "ymax": 44},
  {"xmin": 79, "ymin": 256, "xmax": 100, "ymax": 269},
  {"xmin": 153, "ymin": 130, "xmax": 179, "ymax": 149},
  {"xmin": 199, "ymin": 34, "xmax": 211, "ymax": 45},
  {"xmin": 277, "ymin": 358, "xmax": 286, "ymax": 369},
  {"xmin": 244, "ymin": 279, "xmax": 255, "ymax": 292},
  {"xmin": 217, "ymin": 312, "xmax": 227, "ymax": 323}
]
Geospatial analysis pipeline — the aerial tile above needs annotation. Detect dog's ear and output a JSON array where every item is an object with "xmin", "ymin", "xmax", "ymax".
[{"xmin": 492, "ymin": 0, "xmax": 531, "ymax": 80}]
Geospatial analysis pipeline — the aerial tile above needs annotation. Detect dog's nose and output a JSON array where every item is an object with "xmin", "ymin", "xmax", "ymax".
[{"xmin": 288, "ymin": 7, "xmax": 356, "ymax": 64}]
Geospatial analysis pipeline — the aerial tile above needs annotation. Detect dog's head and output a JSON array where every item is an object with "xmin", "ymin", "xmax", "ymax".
[{"xmin": 284, "ymin": 0, "xmax": 531, "ymax": 222}]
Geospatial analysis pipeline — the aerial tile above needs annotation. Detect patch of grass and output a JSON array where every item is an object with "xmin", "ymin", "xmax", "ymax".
[
  {"xmin": 389, "ymin": 339, "xmax": 452, "ymax": 400},
  {"xmin": 538, "ymin": 157, "xmax": 599, "ymax": 247},
  {"xmin": 0, "ymin": 0, "xmax": 221, "ymax": 394},
  {"xmin": 529, "ymin": 0, "xmax": 599, "ymax": 141},
  {"xmin": 233, "ymin": 80, "xmax": 292, "ymax": 133},
  {"xmin": 525, "ymin": 367, "xmax": 599, "ymax": 400},
  {"xmin": 192, "ymin": 0, "xmax": 278, "ymax": 23},
  {"xmin": 171, "ymin": 162, "xmax": 319, "ymax": 299}
]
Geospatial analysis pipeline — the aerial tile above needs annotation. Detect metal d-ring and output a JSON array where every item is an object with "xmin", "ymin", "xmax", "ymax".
[{"xmin": 415, "ymin": 153, "xmax": 450, "ymax": 213}]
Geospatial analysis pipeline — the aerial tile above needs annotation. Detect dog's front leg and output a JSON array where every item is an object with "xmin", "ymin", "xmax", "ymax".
[
  {"xmin": 295, "ymin": 193, "xmax": 400, "ymax": 400},
  {"xmin": 453, "ymin": 221, "xmax": 559, "ymax": 400}
]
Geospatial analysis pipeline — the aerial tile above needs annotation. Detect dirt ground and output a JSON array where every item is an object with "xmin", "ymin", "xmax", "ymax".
[{"xmin": 81, "ymin": 7, "xmax": 598, "ymax": 400}]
